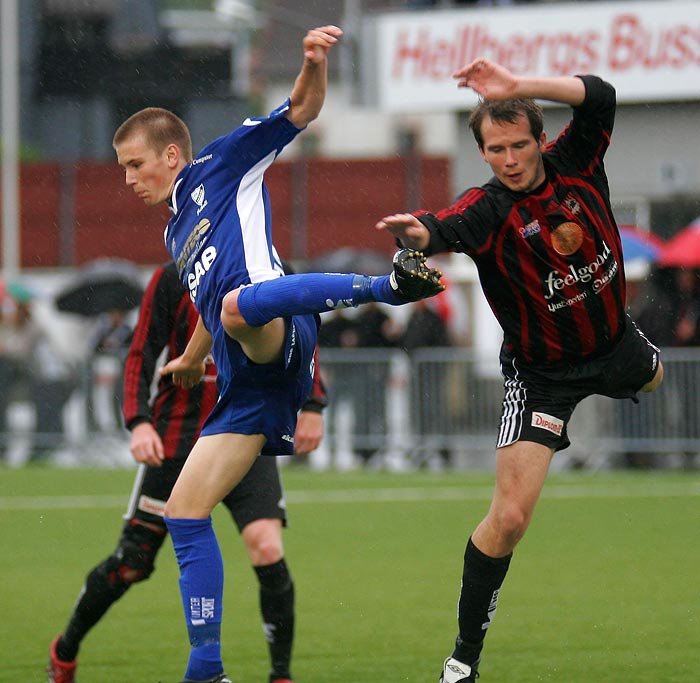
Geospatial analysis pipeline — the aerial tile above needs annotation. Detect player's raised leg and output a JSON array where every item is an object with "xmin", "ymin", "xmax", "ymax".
[{"xmin": 224, "ymin": 249, "xmax": 444, "ymax": 363}]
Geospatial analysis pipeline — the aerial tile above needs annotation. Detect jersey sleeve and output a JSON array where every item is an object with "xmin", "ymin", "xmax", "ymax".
[
  {"xmin": 415, "ymin": 186, "xmax": 498, "ymax": 257},
  {"xmin": 547, "ymin": 75, "xmax": 616, "ymax": 172},
  {"xmin": 121, "ymin": 265, "xmax": 179, "ymax": 430},
  {"xmin": 208, "ymin": 99, "xmax": 302, "ymax": 168}
]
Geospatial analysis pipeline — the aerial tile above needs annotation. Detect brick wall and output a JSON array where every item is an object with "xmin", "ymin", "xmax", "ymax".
[{"xmin": 9, "ymin": 156, "xmax": 451, "ymax": 268}]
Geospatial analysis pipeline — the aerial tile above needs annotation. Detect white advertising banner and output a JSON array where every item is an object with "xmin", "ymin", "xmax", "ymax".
[{"xmin": 373, "ymin": 0, "xmax": 700, "ymax": 111}]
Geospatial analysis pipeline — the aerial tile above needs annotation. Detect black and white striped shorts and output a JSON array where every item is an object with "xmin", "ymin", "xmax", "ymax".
[{"xmin": 497, "ymin": 317, "xmax": 660, "ymax": 452}]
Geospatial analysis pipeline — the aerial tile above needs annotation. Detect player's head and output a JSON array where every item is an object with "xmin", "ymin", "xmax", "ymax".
[
  {"xmin": 469, "ymin": 98, "xmax": 544, "ymax": 149},
  {"xmin": 113, "ymin": 108, "xmax": 192, "ymax": 206},
  {"xmin": 469, "ymin": 98, "xmax": 547, "ymax": 193}
]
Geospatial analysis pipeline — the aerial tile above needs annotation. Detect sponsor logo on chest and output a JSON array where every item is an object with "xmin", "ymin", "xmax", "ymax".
[
  {"xmin": 543, "ymin": 240, "xmax": 618, "ymax": 301},
  {"xmin": 187, "ymin": 245, "xmax": 218, "ymax": 301}
]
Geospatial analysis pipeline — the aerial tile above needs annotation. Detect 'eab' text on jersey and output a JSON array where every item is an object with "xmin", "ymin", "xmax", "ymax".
[{"xmin": 188, "ymin": 246, "xmax": 217, "ymax": 302}]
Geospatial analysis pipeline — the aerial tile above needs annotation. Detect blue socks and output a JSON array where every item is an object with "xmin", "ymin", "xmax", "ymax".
[
  {"xmin": 165, "ymin": 516, "xmax": 225, "ymax": 681},
  {"xmin": 236, "ymin": 272, "xmax": 403, "ymax": 327}
]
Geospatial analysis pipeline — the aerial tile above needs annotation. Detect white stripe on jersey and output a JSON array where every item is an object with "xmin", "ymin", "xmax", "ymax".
[
  {"xmin": 171, "ymin": 178, "xmax": 184, "ymax": 215},
  {"xmin": 497, "ymin": 360, "xmax": 526, "ymax": 448},
  {"xmin": 237, "ymin": 149, "xmax": 282, "ymax": 283},
  {"xmin": 164, "ymin": 178, "xmax": 185, "ymax": 247},
  {"xmin": 629, "ymin": 316, "xmax": 660, "ymax": 353},
  {"xmin": 271, "ymin": 245, "xmax": 285, "ymax": 276}
]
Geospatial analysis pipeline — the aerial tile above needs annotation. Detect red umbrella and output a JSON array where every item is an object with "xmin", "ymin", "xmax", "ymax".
[
  {"xmin": 659, "ymin": 217, "xmax": 700, "ymax": 268},
  {"xmin": 618, "ymin": 224, "xmax": 665, "ymax": 262}
]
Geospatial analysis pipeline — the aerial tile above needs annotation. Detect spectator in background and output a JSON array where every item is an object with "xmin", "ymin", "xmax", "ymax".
[
  {"xmin": 667, "ymin": 268, "xmax": 700, "ymax": 467},
  {"xmin": 30, "ymin": 331, "xmax": 78, "ymax": 463},
  {"xmin": 352, "ymin": 302, "xmax": 401, "ymax": 466},
  {"xmin": 317, "ymin": 308, "xmax": 361, "ymax": 349},
  {"xmin": 402, "ymin": 298, "xmax": 453, "ymax": 468},
  {"xmin": 669, "ymin": 268, "xmax": 700, "ymax": 347},
  {"xmin": 86, "ymin": 308, "xmax": 133, "ymax": 433},
  {"xmin": 0, "ymin": 288, "xmax": 38, "ymax": 461},
  {"xmin": 629, "ymin": 266, "xmax": 679, "ymax": 348},
  {"xmin": 629, "ymin": 266, "xmax": 700, "ymax": 468},
  {"xmin": 402, "ymin": 299, "xmax": 451, "ymax": 350},
  {"xmin": 0, "ymin": 283, "xmax": 76, "ymax": 464},
  {"xmin": 316, "ymin": 309, "xmax": 360, "ymax": 470}
]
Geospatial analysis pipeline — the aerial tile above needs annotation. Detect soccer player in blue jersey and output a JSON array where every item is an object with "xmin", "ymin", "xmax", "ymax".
[
  {"xmin": 113, "ymin": 25, "xmax": 443, "ymax": 683},
  {"xmin": 377, "ymin": 59, "xmax": 664, "ymax": 683}
]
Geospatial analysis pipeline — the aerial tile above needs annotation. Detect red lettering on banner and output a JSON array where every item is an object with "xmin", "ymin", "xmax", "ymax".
[
  {"xmin": 430, "ymin": 38, "xmax": 456, "ymax": 79},
  {"xmin": 547, "ymin": 32, "xmax": 599, "ymax": 74},
  {"xmin": 390, "ymin": 24, "xmax": 602, "ymax": 81},
  {"xmin": 392, "ymin": 29, "xmax": 427, "ymax": 79},
  {"xmin": 390, "ymin": 13, "xmax": 700, "ymax": 86},
  {"xmin": 608, "ymin": 14, "xmax": 700, "ymax": 71}
]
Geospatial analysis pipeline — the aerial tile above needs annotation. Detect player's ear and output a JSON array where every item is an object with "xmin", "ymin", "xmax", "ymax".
[
  {"xmin": 538, "ymin": 131, "xmax": 547, "ymax": 153},
  {"xmin": 166, "ymin": 143, "xmax": 181, "ymax": 168}
]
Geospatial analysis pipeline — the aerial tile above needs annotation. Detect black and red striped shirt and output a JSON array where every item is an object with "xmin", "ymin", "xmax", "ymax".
[
  {"xmin": 418, "ymin": 75, "xmax": 625, "ymax": 365},
  {"xmin": 122, "ymin": 262, "xmax": 327, "ymax": 460}
]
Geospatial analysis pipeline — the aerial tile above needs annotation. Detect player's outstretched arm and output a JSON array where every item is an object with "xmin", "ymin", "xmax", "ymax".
[
  {"xmin": 453, "ymin": 58, "xmax": 585, "ymax": 106},
  {"xmin": 287, "ymin": 25, "xmax": 343, "ymax": 129},
  {"xmin": 375, "ymin": 213, "xmax": 431, "ymax": 252}
]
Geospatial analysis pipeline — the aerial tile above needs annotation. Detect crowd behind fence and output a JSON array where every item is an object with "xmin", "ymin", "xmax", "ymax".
[{"xmin": 2, "ymin": 347, "xmax": 698, "ymax": 470}]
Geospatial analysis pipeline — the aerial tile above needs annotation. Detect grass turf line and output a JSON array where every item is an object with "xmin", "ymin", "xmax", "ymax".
[{"xmin": 1, "ymin": 466, "xmax": 698, "ymax": 682}]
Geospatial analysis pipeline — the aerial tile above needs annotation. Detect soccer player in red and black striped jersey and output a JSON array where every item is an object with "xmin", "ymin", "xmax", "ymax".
[
  {"xmin": 377, "ymin": 59, "xmax": 664, "ymax": 683},
  {"xmin": 48, "ymin": 262, "xmax": 327, "ymax": 683}
]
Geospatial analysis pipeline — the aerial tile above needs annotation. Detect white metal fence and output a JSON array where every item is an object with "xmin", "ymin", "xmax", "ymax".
[
  {"xmin": 314, "ymin": 347, "xmax": 700, "ymax": 471},
  {"xmin": 3, "ymin": 347, "xmax": 698, "ymax": 470}
]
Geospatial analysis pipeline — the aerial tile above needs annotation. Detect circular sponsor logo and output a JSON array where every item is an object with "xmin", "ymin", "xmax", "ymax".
[{"xmin": 550, "ymin": 222, "xmax": 584, "ymax": 255}]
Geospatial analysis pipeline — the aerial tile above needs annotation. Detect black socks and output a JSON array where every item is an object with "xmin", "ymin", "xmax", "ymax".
[
  {"xmin": 453, "ymin": 537, "xmax": 512, "ymax": 666},
  {"xmin": 255, "ymin": 558, "xmax": 295, "ymax": 679}
]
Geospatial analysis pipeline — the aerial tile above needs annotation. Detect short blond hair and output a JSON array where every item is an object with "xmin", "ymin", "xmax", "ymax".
[{"xmin": 113, "ymin": 107, "xmax": 193, "ymax": 162}]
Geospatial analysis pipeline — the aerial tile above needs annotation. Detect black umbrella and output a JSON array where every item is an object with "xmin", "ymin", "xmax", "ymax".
[{"xmin": 55, "ymin": 258, "xmax": 145, "ymax": 316}]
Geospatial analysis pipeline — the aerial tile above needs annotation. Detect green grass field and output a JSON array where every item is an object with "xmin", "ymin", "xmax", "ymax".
[{"xmin": 1, "ymin": 465, "xmax": 699, "ymax": 683}]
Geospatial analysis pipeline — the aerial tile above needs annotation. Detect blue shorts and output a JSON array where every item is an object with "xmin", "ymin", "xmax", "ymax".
[{"xmin": 201, "ymin": 313, "xmax": 319, "ymax": 455}]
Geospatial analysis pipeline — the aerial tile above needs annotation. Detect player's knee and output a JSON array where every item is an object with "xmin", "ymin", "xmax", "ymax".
[
  {"xmin": 243, "ymin": 520, "xmax": 284, "ymax": 566},
  {"xmin": 107, "ymin": 519, "xmax": 165, "ymax": 585},
  {"xmin": 221, "ymin": 289, "xmax": 249, "ymax": 338},
  {"xmin": 91, "ymin": 547, "xmax": 154, "ymax": 593},
  {"xmin": 493, "ymin": 504, "xmax": 530, "ymax": 545},
  {"xmin": 251, "ymin": 539, "xmax": 284, "ymax": 567},
  {"xmin": 117, "ymin": 538, "xmax": 158, "ymax": 584},
  {"xmin": 640, "ymin": 361, "xmax": 663, "ymax": 393}
]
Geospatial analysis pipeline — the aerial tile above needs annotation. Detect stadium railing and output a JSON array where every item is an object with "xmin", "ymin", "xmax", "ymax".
[
  {"xmin": 316, "ymin": 347, "xmax": 699, "ymax": 470},
  {"xmin": 4, "ymin": 347, "xmax": 697, "ymax": 469}
]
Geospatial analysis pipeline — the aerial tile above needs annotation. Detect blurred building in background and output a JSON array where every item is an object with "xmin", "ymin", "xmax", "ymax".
[
  {"xmin": 1, "ymin": 0, "xmax": 699, "ymax": 469},
  {"xmin": 1, "ymin": 0, "xmax": 698, "ymax": 270}
]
